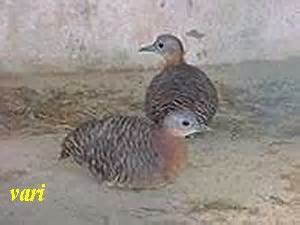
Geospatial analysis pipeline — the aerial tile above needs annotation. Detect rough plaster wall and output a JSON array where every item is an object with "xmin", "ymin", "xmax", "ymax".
[{"xmin": 0, "ymin": 0, "xmax": 299, "ymax": 73}]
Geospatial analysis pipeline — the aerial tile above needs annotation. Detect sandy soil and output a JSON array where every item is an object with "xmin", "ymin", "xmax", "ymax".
[{"xmin": 0, "ymin": 57, "xmax": 299, "ymax": 225}]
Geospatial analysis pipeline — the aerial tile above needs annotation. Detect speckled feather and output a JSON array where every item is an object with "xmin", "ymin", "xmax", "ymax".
[
  {"xmin": 145, "ymin": 63, "xmax": 218, "ymax": 125},
  {"xmin": 60, "ymin": 115, "xmax": 186, "ymax": 189}
]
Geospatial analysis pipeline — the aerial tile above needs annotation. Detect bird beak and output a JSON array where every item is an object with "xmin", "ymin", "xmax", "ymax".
[
  {"xmin": 185, "ymin": 125, "xmax": 213, "ymax": 139},
  {"xmin": 138, "ymin": 44, "xmax": 156, "ymax": 52},
  {"xmin": 201, "ymin": 124, "xmax": 213, "ymax": 132}
]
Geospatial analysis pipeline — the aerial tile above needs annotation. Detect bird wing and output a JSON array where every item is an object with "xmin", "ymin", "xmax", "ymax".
[{"xmin": 144, "ymin": 64, "xmax": 218, "ymax": 123}]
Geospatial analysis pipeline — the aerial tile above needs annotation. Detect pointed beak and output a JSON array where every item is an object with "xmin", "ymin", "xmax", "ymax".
[
  {"xmin": 201, "ymin": 124, "xmax": 213, "ymax": 132},
  {"xmin": 185, "ymin": 124, "xmax": 213, "ymax": 139},
  {"xmin": 193, "ymin": 124, "xmax": 213, "ymax": 135},
  {"xmin": 138, "ymin": 44, "xmax": 156, "ymax": 52}
]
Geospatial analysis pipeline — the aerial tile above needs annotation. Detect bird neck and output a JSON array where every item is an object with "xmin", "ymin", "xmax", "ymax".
[
  {"xmin": 164, "ymin": 52, "xmax": 185, "ymax": 67},
  {"xmin": 151, "ymin": 128, "xmax": 187, "ymax": 178}
]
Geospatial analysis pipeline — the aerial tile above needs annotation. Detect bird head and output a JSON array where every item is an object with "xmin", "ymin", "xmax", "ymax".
[
  {"xmin": 162, "ymin": 111, "xmax": 209, "ymax": 137},
  {"xmin": 139, "ymin": 34, "xmax": 185, "ymax": 65}
]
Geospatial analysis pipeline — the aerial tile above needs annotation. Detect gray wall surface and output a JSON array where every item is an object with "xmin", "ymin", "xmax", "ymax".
[{"xmin": 0, "ymin": 0, "xmax": 299, "ymax": 73}]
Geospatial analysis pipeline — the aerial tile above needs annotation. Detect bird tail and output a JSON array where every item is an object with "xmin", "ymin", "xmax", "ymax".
[
  {"xmin": 58, "ymin": 138, "xmax": 72, "ymax": 160},
  {"xmin": 58, "ymin": 149, "xmax": 70, "ymax": 160}
]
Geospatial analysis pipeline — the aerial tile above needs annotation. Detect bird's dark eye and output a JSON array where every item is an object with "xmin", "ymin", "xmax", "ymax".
[
  {"xmin": 182, "ymin": 120, "xmax": 190, "ymax": 126},
  {"xmin": 158, "ymin": 42, "xmax": 164, "ymax": 48}
]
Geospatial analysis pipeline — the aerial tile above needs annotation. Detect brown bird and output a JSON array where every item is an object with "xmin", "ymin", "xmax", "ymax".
[
  {"xmin": 59, "ymin": 111, "xmax": 201, "ymax": 190},
  {"xmin": 139, "ymin": 34, "xmax": 218, "ymax": 133}
]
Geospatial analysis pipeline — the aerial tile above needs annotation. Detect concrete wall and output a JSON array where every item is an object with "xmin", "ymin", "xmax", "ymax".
[{"xmin": 0, "ymin": 0, "xmax": 299, "ymax": 73}]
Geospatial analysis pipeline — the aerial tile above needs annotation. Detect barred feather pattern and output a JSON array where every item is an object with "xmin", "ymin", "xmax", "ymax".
[
  {"xmin": 145, "ymin": 63, "xmax": 218, "ymax": 126},
  {"xmin": 60, "ymin": 115, "xmax": 186, "ymax": 189}
]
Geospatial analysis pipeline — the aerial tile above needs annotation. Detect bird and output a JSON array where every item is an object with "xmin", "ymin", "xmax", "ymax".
[
  {"xmin": 59, "ymin": 111, "xmax": 201, "ymax": 190},
  {"xmin": 139, "ymin": 34, "xmax": 218, "ymax": 133}
]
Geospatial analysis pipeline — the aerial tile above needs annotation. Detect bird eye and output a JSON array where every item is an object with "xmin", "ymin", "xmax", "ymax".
[
  {"xmin": 182, "ymin": 120, "xmax": 190, "ymax": 126},
  {"xmin": 158, "ymin": 42, "xmax": 164, "ymax": 49}
]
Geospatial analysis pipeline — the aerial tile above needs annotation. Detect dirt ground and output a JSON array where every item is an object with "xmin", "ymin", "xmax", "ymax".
[{"xmin": 0, "ymin": 57, "xmax": 299, "ymax": 225}]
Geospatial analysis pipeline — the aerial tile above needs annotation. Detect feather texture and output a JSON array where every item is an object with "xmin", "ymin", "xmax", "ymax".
[
  {"xmin": 60, "ymin": 115, "xmax": 186, "ymax": 189},
  {"xmin": 145, "ymin": 63, "xmax": 218, "ymax": 126}
]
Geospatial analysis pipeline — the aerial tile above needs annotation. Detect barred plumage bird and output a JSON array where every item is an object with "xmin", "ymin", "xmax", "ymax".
[
  {"xmin": 59, "ymin": 111, "xmax": 201, "ymax": 190},
  {"xmin": 139, "ymin": 34, "xmax": 218, "ymax": 132}
]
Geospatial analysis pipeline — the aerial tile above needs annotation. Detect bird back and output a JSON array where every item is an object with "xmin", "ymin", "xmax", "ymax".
[
  {"xmin": 60, "ymin": 115, "xmax": 186, "ymax": 189},
  {"xmin": 145, "ymin": 63, "xmax": 218, "ymax": 126}
]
